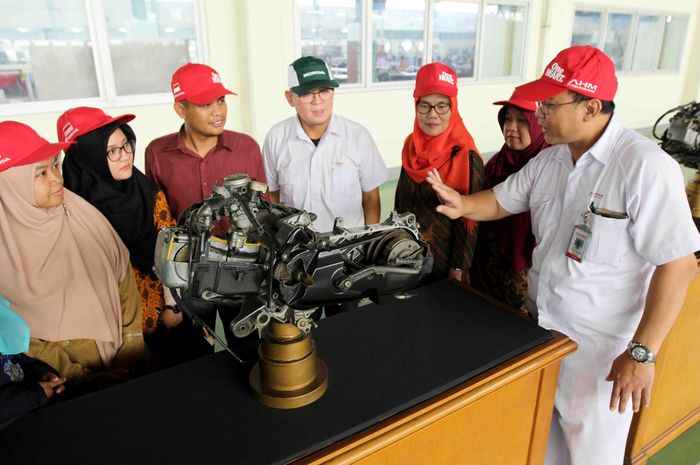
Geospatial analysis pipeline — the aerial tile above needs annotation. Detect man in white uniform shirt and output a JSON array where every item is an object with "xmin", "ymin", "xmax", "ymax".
[
  {"xmin": 427, "ymin": 46, "xmax": 700, "ymax": 465},
  {"xmin": 263, "ymin": 56, "xmax": 389, "ymax": 232}
]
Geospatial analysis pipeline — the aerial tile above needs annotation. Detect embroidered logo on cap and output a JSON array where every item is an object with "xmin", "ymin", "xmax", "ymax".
[
  {"xmin": 545, "ymin": 62, "xmax": 566, "ymax": 83},
  {"xmin": 62, "ymin": 122, "xmax": 78, "ymax": 141},
  {"xmin": 211, "ymin": 72, "xmax": 222, "ymax": 83},
  {"xmin": 302, "ymin": 70, "xmax": 327, "ymax": 78},
  {"xmin": 0, "ymin": 156, "xmax": 9, "ymax": 166},
  {"xmin": 172, "ymin": 82, "xmax": 184, "ymax": 97},
  {"xmin": 568, "ymin": 78, "xmax": 598, "ymax": 94},
  {"xmin": 438, "ymin": 71, "xmax": 455, "ymax": 85}
]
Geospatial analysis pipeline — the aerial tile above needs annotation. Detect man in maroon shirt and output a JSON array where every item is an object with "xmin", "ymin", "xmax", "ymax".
[
  {"xmin": 146, "ymin": 62, "xmax": 266, "ymax": 219},
  {"xmin": 145, "ymin": 62, "xmax": 266, "ymax": 356}
]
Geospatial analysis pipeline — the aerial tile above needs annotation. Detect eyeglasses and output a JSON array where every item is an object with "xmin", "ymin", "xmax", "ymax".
[
  {"xmin": 416, "ymin": 101, "xmax": 451, "ymax": 115},
  {"xmin": 297, "ymin": 88, "xmax": 334, "ymax": 104},
  {"xmin": 536, "ymin": 100, "xmax": 579, "ymax": 117},
  {"xmin": 106, "ymin": 141, "xmax": 134, "ymax": 162}
]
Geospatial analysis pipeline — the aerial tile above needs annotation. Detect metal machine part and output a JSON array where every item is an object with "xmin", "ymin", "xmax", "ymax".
[
  {"xmin": 653, "ymin": 101, "xmax": 700, "ymax": 169},
  {"xmin": 154, "ymin": 174, "xmax": 433, "ymax": 339},
  {"xmin": 653, "ymin": 101, "xmax": 700, "ymax": 220}
]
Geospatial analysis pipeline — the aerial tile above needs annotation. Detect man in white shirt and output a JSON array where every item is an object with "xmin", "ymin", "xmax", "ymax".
[
  {"xmin": 427, "ymin": 46, "xmax": 700, "ymax": 465},
  {"xmin": 263, "ymin": 56, "xmax": 389, "ymax": 232}
]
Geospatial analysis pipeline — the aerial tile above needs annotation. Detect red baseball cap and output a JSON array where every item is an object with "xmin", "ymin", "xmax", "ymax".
[
  {"xmin": 516, "ymin": 46, "xmax": 617, "ymax": 102},
  {"xmin": 0, "ymin": 121, "xmax": 73, "ymax": 173},
  {"xmin": 171, "ymin": 63, "xmax": 236, "ymax": 105},
  {"xmin": 493, "ymin": 90, "xmax": 536, "ymax": 111},
  {"xmin": 56, "ymin": 107, "xmax": 135, "ymax": 143},
  {"xmin": 413, "ymin": 62, "xmax": 458, "ymax": 99}
]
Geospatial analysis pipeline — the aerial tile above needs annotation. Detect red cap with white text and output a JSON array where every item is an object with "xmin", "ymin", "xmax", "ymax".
[
  {"xmin": 413, "ymin": 62, "xmax": 458, "ymax": 99},
  {"xmin": 0, "ymin": 121, "xmax": 73, "ymax": 173},
  {"xmin": 56, "ymin": 107, "xmax": 134, "ymax": 143},
  {"xmin": 515, "ymin": 46, "xmax": 617, "ymax": 101},
  {"xmin": 171, "ymin": 63, "xmax": 236, "ymax": 105}
]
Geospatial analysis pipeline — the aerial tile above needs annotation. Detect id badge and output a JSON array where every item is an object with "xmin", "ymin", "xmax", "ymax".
[{"xmin": 566, "ymin": 224, "xmax": 591, "ymax": 262}]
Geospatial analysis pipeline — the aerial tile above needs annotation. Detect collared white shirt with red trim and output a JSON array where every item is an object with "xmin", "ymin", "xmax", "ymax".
[
  {"xmin": 263, "ymin": 113, "xmax": 389, "ymax": 232},
  {"xmin": 494, "ymin": 115, "xmax": 700, "ymax": 339}
]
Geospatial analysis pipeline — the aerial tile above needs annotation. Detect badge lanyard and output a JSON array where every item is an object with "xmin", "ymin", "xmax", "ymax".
[
  {"xmin": 565, "ymin": 158, "xmax": 608, "ymax": 263},
  {"xmin": 566, "ymin": 207, "xmax": 592, "ymax": 262}
]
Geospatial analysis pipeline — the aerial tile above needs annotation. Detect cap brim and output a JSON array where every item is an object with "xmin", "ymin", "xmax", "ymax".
[
  {"xmin": 492, "ymin": 98, "xmax": 537, "ymax": 112},
  {"xmin": 515, "ymin": 79, "xmax": 569, "ymax": 102},
  {"xmin": 180, "ymin": 88, "xmax": 236, "ymax": 105},
  {"xmin": 0, "ymin": 141, "xmax": 74, "ymax": 173},
  {"xmin": 85, "ymin": 114, "xmax": 135, "ymax": 137},
  {"xmin": 291, "ymin": 80, "xmax": 339, "ymax": 95}
]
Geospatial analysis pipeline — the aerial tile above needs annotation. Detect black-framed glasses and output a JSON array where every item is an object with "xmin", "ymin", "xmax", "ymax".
[
  {"xmin": 106, "ymin": 141, "xmax": 134, "ymax": 162},
  {"xmin": 416, "ymin": 101, "xmax": 451, "ymax": 115},
  {"xmin": 297, "ymin": 88, "xmax": 334, "ymax": 104},
  {"xmin": 536, "ymin": 100, "xmax": 579, "ymax": 117}
]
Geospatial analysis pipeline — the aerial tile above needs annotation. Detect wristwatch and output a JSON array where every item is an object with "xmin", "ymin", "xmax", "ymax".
[{"xmin": 627, "ymin": 341, "xmax": 657, "ymax": 364}]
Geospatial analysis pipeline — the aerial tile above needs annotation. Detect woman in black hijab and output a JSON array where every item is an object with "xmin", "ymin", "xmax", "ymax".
[{"xmin": 58, "ymin": 106, "xmax": 209, "ymax": 367}]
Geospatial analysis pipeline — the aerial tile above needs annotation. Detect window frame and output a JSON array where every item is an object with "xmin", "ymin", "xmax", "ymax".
[
  {"xmin": 295, "ymin": 0, "xmax": 530, "ymax": 93},
  {"xmin": 571, "ymin": 5, "xmax": 689, "ymax": 76},
  {"xmin": 0, "ymin": 0, "xmax": 207, "ymax": 117}
]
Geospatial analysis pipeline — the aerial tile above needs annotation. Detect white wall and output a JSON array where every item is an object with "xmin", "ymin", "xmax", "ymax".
[{"xmin": 2, "ymin": 0, "xmax": 699, "ymax": 173}]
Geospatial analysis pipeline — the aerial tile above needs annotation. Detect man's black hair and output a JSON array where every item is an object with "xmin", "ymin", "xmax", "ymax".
[{"xmin": 569, "ymin": 90, "xmax": 615, "ymax": 114}]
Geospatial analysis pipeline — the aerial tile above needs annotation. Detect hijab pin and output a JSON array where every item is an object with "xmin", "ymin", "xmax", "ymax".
[{"xmin": 63, "ymin": 203, "xmax": 71, "ymax": 217}]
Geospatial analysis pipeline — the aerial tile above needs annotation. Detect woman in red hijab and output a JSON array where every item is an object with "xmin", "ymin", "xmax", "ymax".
[
  {"xmin": 394, "ymin": 63, "xmax": 483, "ymax": 286},
  {"xmin": 470, "ymin": 91, "xmax": 548, "ymax": 314}
]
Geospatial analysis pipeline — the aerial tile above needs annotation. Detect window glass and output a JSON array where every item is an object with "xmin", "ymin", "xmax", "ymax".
[
  {"xmin": 571, "ymin": 10, "xmax": 602, "ymax": 46},
  {"xmin": 298, "ymin": 0, "xmax": 363, "ymax": 85},
  {"xmin": 603, "ymin": 13, "xmax": 632, "ymax": 71},
  {"xmin": 658, "ymin": 14, "xmax": 688, "ymax": 70},
  {"xmin": 630, "ymin": 15, "xmax": 661, "ymax": 72},
  {"xmin": 103, "ymin": 0, "xmax": 199, "ymax": 96},
  {"xmin": 372, "ymin": 0, "xmax": 425, "ymax": 82},
  {"xmin": 0, "ymin": 0, "xmax": 98, "ymax": 104},
  {"xmin": 431, "ymin": 1, "xmax": 478, "ymax": 78},
  {"xmin": 481, "ymin": 3, "xmax": 526, "ymax": 78}
]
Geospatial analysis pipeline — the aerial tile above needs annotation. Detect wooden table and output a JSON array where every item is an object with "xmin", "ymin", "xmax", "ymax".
[
  {"xmin": 1, "ymin": 280, "xmax": 575, "ymax": 465},
  {"xmin": 625, "ymin": 258, "xmax": 700, "ymax": 465}
]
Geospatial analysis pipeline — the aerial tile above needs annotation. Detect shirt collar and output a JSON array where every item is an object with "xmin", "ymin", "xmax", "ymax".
[
  {"xmin": 293, "ymin": 113, "xmax": 342, "ymax": 142},
  {"xmin": 581, "ymin": 115, "xmax": 621, "ymax": 165},
  {"xmin": 171, "ymin": 124, "xmax": 230, "ymax": 154}
]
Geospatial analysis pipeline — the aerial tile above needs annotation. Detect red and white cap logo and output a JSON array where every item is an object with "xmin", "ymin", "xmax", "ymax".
[{"xmin": 62, "ymin": 122, "xmax": 78, "ymax": 142}]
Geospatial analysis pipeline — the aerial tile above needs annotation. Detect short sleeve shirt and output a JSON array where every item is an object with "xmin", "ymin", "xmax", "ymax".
[
  {"xmin": 145, "ymin": 127, "xmax": 266, "ymax": 219},
  {"xmin": 262, "ymin": 114, "xmax": 390, "ymax": 231},
  {"xmin": 493, "ymin": 116, "xmax": 700, "ymax": 338}
]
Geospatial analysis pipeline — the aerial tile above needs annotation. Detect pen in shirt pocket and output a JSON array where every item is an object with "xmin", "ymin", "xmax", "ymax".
[{"xmin": 590, "ymin": 202, "xmax": 629, "ymax": 219}]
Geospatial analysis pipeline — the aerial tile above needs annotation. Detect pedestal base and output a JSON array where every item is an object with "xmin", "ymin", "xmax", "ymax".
[{"xmin": 249, "ymin": 321, "xmax": 329, "ymax": 409}]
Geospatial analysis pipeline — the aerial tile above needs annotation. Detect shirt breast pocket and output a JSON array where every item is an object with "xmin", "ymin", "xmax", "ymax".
[
  {"xmin": 330, "ymin": 159, "xmax": 361, "ymax": 197},
  {"xmin": 587, "ymin": 214, "xmax": 632, "ymax": 265},
  {"xmin": 277, "ymin": 165, "xmax": 307, "ymax": 205}
]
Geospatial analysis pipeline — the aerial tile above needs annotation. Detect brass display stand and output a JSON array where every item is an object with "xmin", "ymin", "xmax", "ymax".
[{"xmin": 249, "ymin": 321, "xmax": 328, "ymax": 409}]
